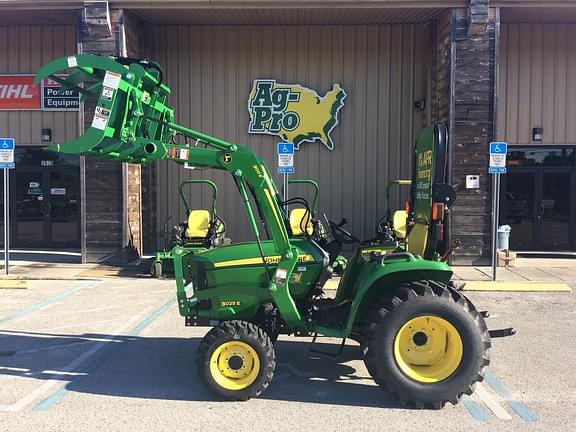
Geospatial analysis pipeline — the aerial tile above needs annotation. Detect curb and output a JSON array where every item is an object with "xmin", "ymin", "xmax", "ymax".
[{"xmin": 461, "ymin": 281, "xmax": 571, "ymax": 292}]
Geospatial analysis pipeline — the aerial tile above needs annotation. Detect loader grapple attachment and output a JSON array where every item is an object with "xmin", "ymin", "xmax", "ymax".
[{"xmin": 34, "ymin": 54, "xmax": 175, "ymax": 163}]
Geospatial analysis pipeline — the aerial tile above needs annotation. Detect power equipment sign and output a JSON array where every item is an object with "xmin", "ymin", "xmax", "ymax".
[
  {"xmin": 248, "ymin": 80, "xmax": 347, "ymax": 151},
  {"xmin": 0, "ymin": 75, "xmax": 79, "ymax": 111}
]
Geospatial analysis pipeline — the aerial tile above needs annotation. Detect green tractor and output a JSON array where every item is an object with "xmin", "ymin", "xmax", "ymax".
[
  {"xmin": 286, "ymin": 178, "xmax": 347, "ymax": 275},
  {"xmin": 150, "ymin": 179, "xmax": 226, "ymax": 278},
  {"xmin": 373, "ymin": 123, "xmax": 459, "ymax": 261},
  {"xmin": 36, "ymin": 54, "xmax": 513, "ymax": 408}
]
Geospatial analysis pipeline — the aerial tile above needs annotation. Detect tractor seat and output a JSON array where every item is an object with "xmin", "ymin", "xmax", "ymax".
[
  {"xmin": 289, "ymin": 208, "xmax": 313, "ymax": 236},
  {"xmin": 406, "ymin": 222, "xmax": 429, "ymax": 257},
  {"xmin": 184, "ymin": 210, "xmax": 211, "ymax": 238},
  {"xmin": 392, "ymin": 210, "xmax": 408, "ymax": 239}
]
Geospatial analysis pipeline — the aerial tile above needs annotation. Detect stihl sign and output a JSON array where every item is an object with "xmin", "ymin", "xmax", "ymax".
[
  {"xmin": 0, "ymin": 75, "xmax": 40, "ymax": 110},
  {"xmin": 0, "ymin": 75, "xmax": 79, "ymax": 111}
]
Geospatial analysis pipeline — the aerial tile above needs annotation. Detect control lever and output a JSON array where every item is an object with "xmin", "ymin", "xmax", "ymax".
[{"xmin": 440, "ymin": 239, "xmax": 461, "ymax": 262}]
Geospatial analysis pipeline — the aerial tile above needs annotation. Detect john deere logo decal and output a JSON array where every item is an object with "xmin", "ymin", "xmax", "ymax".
[{"xmin": 248, "ymin": 80, "xmax": 347, "ymax": 150}]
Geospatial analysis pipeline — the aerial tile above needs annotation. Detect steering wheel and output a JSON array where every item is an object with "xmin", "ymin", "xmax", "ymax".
[{"xmin": 329, "ymin": 219, "xmax": 360, "ymax": 244}]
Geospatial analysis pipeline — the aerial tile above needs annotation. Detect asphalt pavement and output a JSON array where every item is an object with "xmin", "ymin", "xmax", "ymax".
[{"xmin": 0, "ymin": 274, "xmax": 574, "ymax": 431}]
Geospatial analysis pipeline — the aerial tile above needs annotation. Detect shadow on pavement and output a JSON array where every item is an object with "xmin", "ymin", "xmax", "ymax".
[
  {"xmin": 0, "ymin": 330, "xmax": 402, "ymax": 409},
  {"xmin": 0, "ymin": 250, "xmax": 81, "ymax": 264}
]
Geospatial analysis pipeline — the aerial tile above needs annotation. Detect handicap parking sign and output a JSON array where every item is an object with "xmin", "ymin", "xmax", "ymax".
[
  {"xmin": 277, "ymin": 143, "xmax": 294, "ymax": 154},
  {"xmin": 0, "ymin": 138, "xmax": 15, "ymax": 150},
  {"xmin": 489, "ymin": 142, "xmax": 507, "ymax": 154}
]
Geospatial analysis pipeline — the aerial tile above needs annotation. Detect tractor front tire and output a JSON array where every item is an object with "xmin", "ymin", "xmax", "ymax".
[
  {"xmin": 196, "ymin": 320, "xmax": 276, "ymax": 401},
  {"xmin": 150, "ymin": 261, "xmax": 162, "ymax": 278},
  {"xmin": 363, "ymin": 281, "xmax": 490, "ymax": 409}
]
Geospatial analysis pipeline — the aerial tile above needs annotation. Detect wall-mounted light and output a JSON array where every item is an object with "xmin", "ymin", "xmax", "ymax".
[
  {"xmin": 41, "ymin": 128, "xmax": 52, "ymax": 143},
  {"xmin": 414, "ymin": 100, "xmax": 426, "ymax": 110},
  {"xmin": 532, "ymin": 127, "xmax": 543, "ymax": 142}
]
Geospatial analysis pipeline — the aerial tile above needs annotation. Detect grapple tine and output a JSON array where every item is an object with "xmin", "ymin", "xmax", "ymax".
[
  {"xmin": 47, "ymin": 73, "xmax": 94, "ymax": 97},
  {"xmin": 34, "ymin": 54, "xmax": 174, "ymax": 163}
]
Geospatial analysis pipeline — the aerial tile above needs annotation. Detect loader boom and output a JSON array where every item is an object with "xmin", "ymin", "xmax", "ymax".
[{"xmin": 35, "ymin": 54, "xmax": 304, "ymax": 328}]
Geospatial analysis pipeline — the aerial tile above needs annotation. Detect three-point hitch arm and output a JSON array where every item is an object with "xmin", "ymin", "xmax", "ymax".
[{"xmin": 35, "ymin": 54, "xmax": 304, "ymax": 328}]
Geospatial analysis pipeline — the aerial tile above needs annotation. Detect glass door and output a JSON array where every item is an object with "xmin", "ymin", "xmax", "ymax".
[
  {"xmin": 48, "ymin": 170, "xmax": 80, "ymax": 245},
  {"xmin": 501, "ymin": 172, "xmax": 536, "ymax": 250},
  {"xmin": 12, "ymin": 169, "xmax": 80, "ymax": 247},
  {"xmin": 14, "ymin": 171, "xmax": 46, "ymax": 244},
  {"xmin": 502, "ymin": 170, "xmax": 575, "ymax": 251},
  {"xmin": 537, "ymin": 171, "xmax": 573, "ymax": 250}
]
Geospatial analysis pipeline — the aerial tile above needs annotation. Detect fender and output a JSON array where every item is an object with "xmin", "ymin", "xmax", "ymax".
[{"xmin": 343, "ymin": 253, "xmax": 452, "ymax": 335}]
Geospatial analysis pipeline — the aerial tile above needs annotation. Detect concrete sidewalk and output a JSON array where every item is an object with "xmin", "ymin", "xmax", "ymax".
[
  {"xmin": 1, "ymin": 255, "xmax": 574, "ymax": 284},
  {"xmin": 452, "ymin": 258, "xmax": 576, "ymax": 282}
]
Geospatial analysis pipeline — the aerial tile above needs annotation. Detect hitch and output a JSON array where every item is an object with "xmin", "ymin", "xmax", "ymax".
[{"xmin": 488, "ymin": 327, "xmax": 516, "ymax": 338}]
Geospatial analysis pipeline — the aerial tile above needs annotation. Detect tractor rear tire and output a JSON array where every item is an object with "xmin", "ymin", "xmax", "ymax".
[
  {"xmin": 196, "ymin": 320, "xmax": 276, "ymax": 401},
  {"xmin": 363, "ymin": 280, "xmax": 490, "ymax": 409}
]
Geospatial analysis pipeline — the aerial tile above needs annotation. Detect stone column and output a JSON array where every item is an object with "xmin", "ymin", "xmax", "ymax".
[
  {"xmin": 78, "ymin": 1, "xmax": 143, "ymax": 262},
  {"xmin": 448, "ymin": 5, "xmax": 498, "ymax": 265}
]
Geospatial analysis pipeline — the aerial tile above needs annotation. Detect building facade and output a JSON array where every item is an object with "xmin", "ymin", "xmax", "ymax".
[{"xmin": 0, "ymin": 0, "xmax": 575, "ymax": 264}]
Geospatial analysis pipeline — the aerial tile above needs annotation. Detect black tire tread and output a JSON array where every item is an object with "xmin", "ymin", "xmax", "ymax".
[
  {"xmin": 363, "ymin": 280, "xmax": 491, "ymax": 409},
  {"xmin": 196, "ymin": 320, "xmax": 276, "ymax": 401}
]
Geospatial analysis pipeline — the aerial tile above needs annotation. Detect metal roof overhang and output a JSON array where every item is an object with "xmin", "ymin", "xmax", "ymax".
[
  {"xmin": 1, "ymin": 1, "xmax": 576, "ymax": 25},
  {"xmin": 502, "ymin": 6, "xmax": 576, "ymax": 22}
]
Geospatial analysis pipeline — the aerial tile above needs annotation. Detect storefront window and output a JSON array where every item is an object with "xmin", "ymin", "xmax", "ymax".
[
  {"xmin": 507, "ymin": 148, "xmax": 575, "ymax": 167},
  {"xmin": 14, "ymin": 148, "xmax": 80, "ymax": 168}
]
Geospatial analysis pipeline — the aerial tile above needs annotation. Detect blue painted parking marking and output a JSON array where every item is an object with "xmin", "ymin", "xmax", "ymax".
[
  {"xmin": 0, "ymin": 280, "xmax": 99, "ymax": 325},
  {"xmin": 34, "ymin": 298, "xmax": 176, "ymax": 411},
  {"xmin": 462, "ymin": 394, "xmax": 490, "ymax": 422},
  {"xmin": 484, "ymin": 370, "xmax": 539, "ymax": 422}
]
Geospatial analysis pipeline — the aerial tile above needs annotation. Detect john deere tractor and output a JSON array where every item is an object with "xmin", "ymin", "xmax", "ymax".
[
  {"xmin": 373, "ymin": 123, "xmax": 459, "ymax": 261},
  {"xmin": 36, "ymin": 54, "xmax": 513, "ymax": 408},
  {"xmin": 150, "ymin": 179, "xmax": 226, "ymax": 278}
]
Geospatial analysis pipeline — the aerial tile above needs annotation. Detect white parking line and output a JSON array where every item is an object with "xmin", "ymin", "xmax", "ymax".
[
  {"xmin": 474, "ymin": 383, "xmax": 512, "ymax": 420},
  {"xmin": 0, "ymin": 330, "xmax": 124, "ymax": 343},
  {"xmin": 0, "ymin": 304, "xmax": 156, "ymax": 412},
  {"xmin": 46, "ymin": 318, "xmax": 126, "ymax": 332}
]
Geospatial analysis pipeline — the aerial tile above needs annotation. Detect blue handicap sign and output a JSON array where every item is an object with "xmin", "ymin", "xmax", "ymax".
[
  {"xmin": 489, "ymin": 167, "xmax": 506, "ymax": 174},
  {"xmin": 0, "ymin": 138, "xmax": 15, "ymax": 150},
  {"xmin": 489, "ymin": 142, "xmax": 508, "ymax": 154},
  {"xmin": 0, "ymin": 162, "xmax": 15, "ymax": 169},
  {"xmin": 277, "ymin": 167, "xmax": 295, "ymax": 174},
  {"xmin": 277, "ymin": 143, "xmax": 294, "ymax": 155}
]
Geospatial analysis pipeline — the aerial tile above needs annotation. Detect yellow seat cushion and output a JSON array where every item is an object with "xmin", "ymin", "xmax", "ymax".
[
  {"xmin": 290, "ymin": 208, "xmax": 313, "ymax": 236},
  {"xmin": 406, "ymin": 223, "xmax": 429, "ymax": 257},
  {"xmin": 185, "ymin": 210, "xmax": 211, "ymax": 238},
  {"xmin": 392, "ymin": 210, "xmax": 408, "ymax": 239}
]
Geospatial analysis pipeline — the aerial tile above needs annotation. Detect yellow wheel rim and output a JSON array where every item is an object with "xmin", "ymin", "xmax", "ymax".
[
  {"xmin": 393, "ymin": 315, "xmax": 463, "ymax": 383},
  {"xmin": 209, "ymin": 341, "xmax": 260, "ymax": 390}
]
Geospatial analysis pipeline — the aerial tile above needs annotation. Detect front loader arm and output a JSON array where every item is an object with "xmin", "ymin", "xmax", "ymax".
[{"xmin": 35, "ymin": 54, "xmax": 303, "ymax": 329}]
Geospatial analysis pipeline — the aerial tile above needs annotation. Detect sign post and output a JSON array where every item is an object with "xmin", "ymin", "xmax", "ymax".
[
  {"xmin": 0, "ymin": 138, "xmax": 15, "ymax": 276},
  {"xmin": 488, "ymin": 142, "xmax": 508, "ymax": 281},
  {"xmin": 277, "ymin": 143, "xmax": 295, "ymax": 209}
]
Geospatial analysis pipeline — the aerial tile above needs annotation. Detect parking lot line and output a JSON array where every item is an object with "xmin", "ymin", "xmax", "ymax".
[
  {"xmin": 462, "ymin": 395, "xmax": 490, "ymax": 422},
  {"xmin": 33, "ymin": 298, "xmax": 176, "ymax": 412},
  {"xmin": 0, "ymin": 280, "xmax": 100, "ymax": 325},
  {"xmin": 0, "ymin": 303, "xmax": 156, "ymax": 413},
  {"xmin": 484, "ymin": 370, "xmax": 539, "ymax": 422},
  {"xmin": 473, "ymin": 383, "xmax": 512, "ymax": 420}
]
